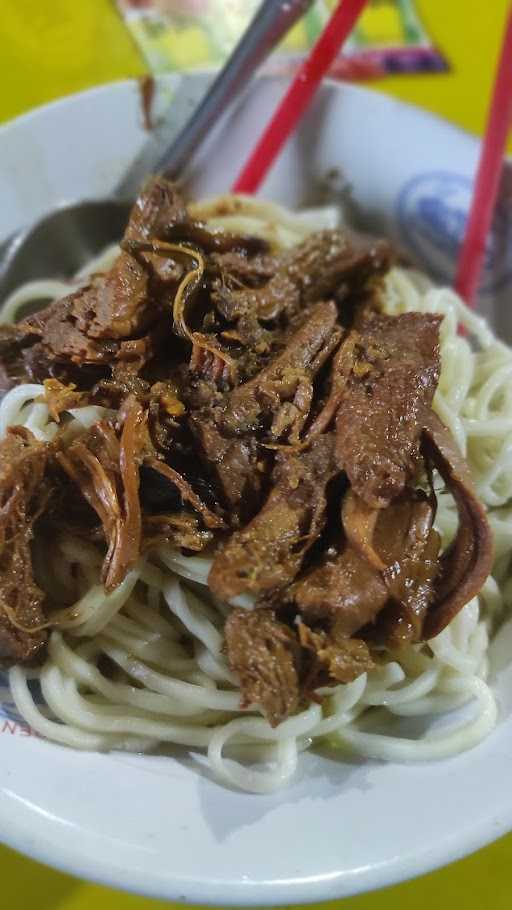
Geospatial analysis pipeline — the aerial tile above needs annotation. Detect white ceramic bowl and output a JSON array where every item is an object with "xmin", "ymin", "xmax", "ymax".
[{"xmin": 0, "ymin": 75, "xmax": 511, "ymax": 905}]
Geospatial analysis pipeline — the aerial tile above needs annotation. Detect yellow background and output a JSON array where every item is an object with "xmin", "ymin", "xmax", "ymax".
[{"xmin": 0, "ymin": 0, "xmax": 511, "ymax": 907}]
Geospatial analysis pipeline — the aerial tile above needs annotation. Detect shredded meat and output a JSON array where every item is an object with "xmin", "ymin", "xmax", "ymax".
[
  {"xmin": 142, "ymin": 512, "xmax": 211, "ymax": 552},
  {"xmin": 56, "ymin": 396, "xmax": 146, "ymax": 590},
  {"xmin": 57, "ymin": 394, "xmax": 223, "ymax": 586},
  {"xmin": 225, "ymin": 608, "xmax": 301, "ymax": 727},
  {"xmin": 335, "ymin": 312, "xmax": 441, "ymax": 507},
  {"xmin": 211, "ymin": 231, "xmax": 391, "ymax": 322},
  {"xmin": 298, "ymin": 622, "xmax": 374, "ymax": 686},
  {"xmin": 208, "ymin": 435, "xmax": 336, "ymax": 601},
  {"xmin": 190, "ymin": 418, "xmax": 265, "ymax": 523},
  {"xmin": 224, "ymin": 608, "xmax": 375, "ymax": 726},
  {"xmin": 191, "ymin": 301, "xmax": 341, "ymax": 521},
  {"xmin": 143, "ymin": 457, "xmax": 225, "ymax": 530},
  {"xmin": 0, "ymin": 429, "xmax": 51, "ymax": 665},
  {"xmin": 40, "ymin": 378, "xmax": 83, "ymax": 421},
  {"xmin": 220, "ymin": 300, "xmax": 341, "ymax": 440}
]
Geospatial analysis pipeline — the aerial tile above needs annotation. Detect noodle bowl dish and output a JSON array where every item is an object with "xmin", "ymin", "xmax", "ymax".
[{"xmin": 0, "ymin": 75, "xmax": 511, "ymax": 905}]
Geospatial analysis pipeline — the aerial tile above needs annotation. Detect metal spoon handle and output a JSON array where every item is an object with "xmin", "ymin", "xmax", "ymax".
[{"xmin": 157, "ymin": 0, "xmax": 315, "ymax": 178}]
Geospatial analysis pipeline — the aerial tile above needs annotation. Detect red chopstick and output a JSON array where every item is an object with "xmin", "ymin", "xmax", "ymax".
[
  {"xmin": 232, "ymin": 0, "xmax": 369, "ymax": 195},
  {"xmin": 454, "ymin": 6, "xmax": 512, "ymax": 307}
]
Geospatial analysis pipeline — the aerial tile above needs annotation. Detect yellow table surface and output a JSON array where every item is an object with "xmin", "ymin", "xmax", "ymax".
[{"xmin": 0, "ymin": 1, "xmax": 511, "ymax": 907}]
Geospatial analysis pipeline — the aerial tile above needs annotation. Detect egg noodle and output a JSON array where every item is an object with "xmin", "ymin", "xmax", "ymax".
[{"xmin": 1, "ymin": 196, "xmax": 511, "ymax": 793}]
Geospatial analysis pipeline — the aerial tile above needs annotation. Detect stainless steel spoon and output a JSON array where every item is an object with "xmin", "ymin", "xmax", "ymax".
[{"xmin": 0, "ymin": 0, "xmax": 314, "ymax": 303}]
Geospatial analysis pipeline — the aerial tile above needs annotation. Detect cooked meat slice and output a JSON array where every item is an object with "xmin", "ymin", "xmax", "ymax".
[
  {"xmin": 293, "ymin": 485, "xmax": 440, "ymax": 643},
  {"xmin": 19, "ymin": 179, "xmax": 189, "ymax": 368},
  {"xmin": 335, "ymin": 312, "xmax": 441, "ymax": 507},
  {"xmin": 213, "ymin": 269, "xmax": 298, "ymax": 323},
  {"xmin": 349, "ymin": 486, "xmax": 441, "ymax": 646},
  {"xmin": 0, "ymin": 324, "xmax": 90, "ymax": 395},
  {"xmin": 20, "ymin": 274, "xmax": 131, "ymax": 365},
  {"xmin": 284, "ymin": 231, "xmax": 391, "ymax": 305},
  {"xmin": 211, "ymin": 231, "xmax": 391, "ymax": 322},
  {"xmin": 73, "ymin": 253, "xmax": 154, "ymax": 340},
  {"xmin": 209, "ymin": 435, "xmax": 336, "ymax": 601},
  {"xmin": 306, "ymin": 331, "xmax": 358, "ymax": 438},
  {"xmin": 220, "ymin": 300, "xmax": 341, "ymax": 440},
  {"xmin": 124, "ymin": 177, "xmax": 187, "ymax": 243},
  {"xmin": 298, "ymin": 622, "xmax": 374, "ymax": 685},
  {"xmin": 21, "ymin": 341, "xmax": 106, "ymax": 389},
  {"xmin": 0, "ymin": 428, "xmax": 51, "ymax": 665},
  {"xmin": 22, "ymin": 252, "xmax": 158, "ymax": 361},
  {"xmin": 224, "ymin": 608, "xmax": 301, "ymax": 727},
  {"xmin": 372, "ymin": 528, "xmax": 441, "ymax": 647},
  {"xmin": 371, "ymin": 489, "xmax": 441, "ymax": 644},
  {"xmin": 292, "ymin": 547, "xmax": 389, "ymax": 634},
  {"xmin": 421, "ymin": 412, "xmax": 494, "ymax": 639},
  {"xmin": 190, "ymin": 416, "xmax": 266, "ymax": 522},
  {"xmin": 209, "ymin": 250, "xmax": 277, "ymax": 290},
  {"xmin": 167, "ymin": 221, "xmax": 268, "ymax": 256},
  {"xmin": 225, "ymin": 606, "xmax": 374, "ymax": 728}
]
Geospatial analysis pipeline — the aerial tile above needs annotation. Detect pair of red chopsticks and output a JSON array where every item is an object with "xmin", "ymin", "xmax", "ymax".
[{"xmin": 233, "ymin": 0, "xmax": 512, "ymax": 311}]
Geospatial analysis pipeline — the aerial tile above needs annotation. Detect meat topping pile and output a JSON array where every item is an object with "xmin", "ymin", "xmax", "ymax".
[{"xmin": 0, "ymin": 180, "xmax": 493, "ymax": 724}]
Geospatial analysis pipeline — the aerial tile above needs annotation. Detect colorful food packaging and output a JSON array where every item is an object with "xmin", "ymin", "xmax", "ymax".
[{"xmin": 116, "ymin": 0, "xmax": 448, "ymax": 81}]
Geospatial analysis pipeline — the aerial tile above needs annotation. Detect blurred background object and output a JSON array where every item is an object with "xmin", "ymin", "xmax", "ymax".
[
  {"xmin": 0, "ymin": 0, "xmax": 508, "ymax": 148},
  {"xmin": 116, "ymin": 0, "xmax": 448, "ymax": 79}
]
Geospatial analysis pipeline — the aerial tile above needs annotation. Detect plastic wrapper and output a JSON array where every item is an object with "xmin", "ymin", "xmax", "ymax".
[{"xmin": 116, "ymin": 0, "xmax": 448, "ymax": 80}]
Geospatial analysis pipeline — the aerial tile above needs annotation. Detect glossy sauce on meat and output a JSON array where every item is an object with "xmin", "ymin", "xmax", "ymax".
[{"xmin": 0, "ymin": 179, "xmax": 493, "ymax": 730}]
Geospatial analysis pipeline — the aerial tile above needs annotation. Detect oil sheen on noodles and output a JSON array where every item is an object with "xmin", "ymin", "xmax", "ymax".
[{"xmin": 2, "ymin": 195, "xmax": 510, "ymax": 793}]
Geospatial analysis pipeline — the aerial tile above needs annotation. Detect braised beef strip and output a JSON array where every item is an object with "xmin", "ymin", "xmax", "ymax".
[
  {"xmin": 210, "ymin": 230, "xmax": 390, "ymax": 323},
  {"xmin": 335, "ymin": 312, "xmax": 442, "ymax": 507},
  {"xmin": 208, "ymin": 435, "xmax": 337, "ymax": 601},
  {"xmin": 421, "ymin": 412, "xmax": 494, "ymax": 638}
]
